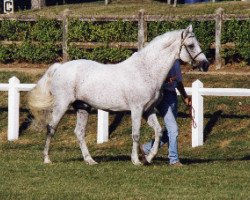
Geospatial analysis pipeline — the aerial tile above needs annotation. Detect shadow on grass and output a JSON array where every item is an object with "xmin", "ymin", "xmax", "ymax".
[
  {"xmin": 18, "ymin": 109, "xmax": 129, "ymax": 136},
  {"xmin": 180, "ymin": 155, "xmax": 250, "ymax": 165},
  {"xmin": 203, "ymin": 110, "xmax": 223, "ymax": 142},
  {"xmin": 109, "ymin": 112, "xmax": 126, "ymax": 136},
  {"xmin": 19, "ymin": 112, "xmax": 33, "ymax": 136},
  {"xmin": 64, "ymin": 154, "xmax": 250, "ymax": 165},
  {"xmin": 0, "ymin": 106, "xmax": 247, "ymax": 139}
]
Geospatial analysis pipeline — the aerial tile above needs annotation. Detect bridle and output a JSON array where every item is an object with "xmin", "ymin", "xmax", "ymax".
[{"xmin": 178, "ymin": 31, "xmax": 203, "ymax": 67}]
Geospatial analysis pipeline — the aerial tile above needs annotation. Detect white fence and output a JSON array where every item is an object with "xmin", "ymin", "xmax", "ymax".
[{"xmin": 0, "ymin": 77, "xmax": 249, "ymax": 147}]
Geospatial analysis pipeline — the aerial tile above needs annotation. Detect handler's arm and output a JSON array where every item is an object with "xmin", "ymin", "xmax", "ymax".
[{"xmin": 177, "ymin": 81, "xmax": 191, "ymax": 106}]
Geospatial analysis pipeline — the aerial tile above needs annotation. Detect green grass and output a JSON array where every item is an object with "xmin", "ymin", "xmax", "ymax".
[
  {"xmin": 0, "ymin": 71, "xmax": 249, "ymax": 199},
  {"xmin": 17, "ymin": 1, "xmax": 250, "ymax": 16}
]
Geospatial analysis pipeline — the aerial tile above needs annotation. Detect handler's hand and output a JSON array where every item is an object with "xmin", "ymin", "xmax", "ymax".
[{"xmin": 184, "ymin": 97, "xmax": 192, "ymax": 106}]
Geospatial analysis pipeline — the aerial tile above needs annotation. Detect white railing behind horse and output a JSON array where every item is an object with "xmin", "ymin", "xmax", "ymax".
[
  {"xmin": 0, "ymin": 77, "xmax": 249, "ymax": 146},
  {"xmin": 0, "ymin": 77, "xmax": 36, "ymax": 141},
  {"xmin": 191, "ymin": 80, "xmax": 250, "ymax": 147}
]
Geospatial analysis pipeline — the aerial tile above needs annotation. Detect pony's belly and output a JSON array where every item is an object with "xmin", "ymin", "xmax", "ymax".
[{"xmin": 76, "ymin": 93, "xmax": 129, "ymax": 111}]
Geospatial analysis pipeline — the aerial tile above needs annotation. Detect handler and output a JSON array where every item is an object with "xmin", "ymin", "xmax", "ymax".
[{"xmin": 140, "ymin": 60, "xmax": 191, "ymax": 166}]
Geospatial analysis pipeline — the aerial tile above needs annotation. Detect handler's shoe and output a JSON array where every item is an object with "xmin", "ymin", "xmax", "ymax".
[
  {"xmin": 139, "ymin": 144, "xmax": 150, "ymax": 165},
  {"xmin": 170, "ymin": 162, "xmax": 183, "ymax": 167}
]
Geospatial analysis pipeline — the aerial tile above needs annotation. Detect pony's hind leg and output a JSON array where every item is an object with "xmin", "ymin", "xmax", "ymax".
[
  {"xmin": 44, "ymin": 102, "xmax": 69, "ymax": 164},
  {"xmin": 44, "ymin": 125, "xmax": 55, "ymax": 164},
  {"xmin": 144, "ymin": 112, "xmax": 162, "ymax": 164},
  {"xmin": 74, "ymin": 109, "xmax": 97, "ymax": 165}
]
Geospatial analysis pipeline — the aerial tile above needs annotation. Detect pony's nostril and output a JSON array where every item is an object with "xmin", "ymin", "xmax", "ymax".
[{"xmin": 201, "ymin": 60, "xmax": 209, "ymax": 72}]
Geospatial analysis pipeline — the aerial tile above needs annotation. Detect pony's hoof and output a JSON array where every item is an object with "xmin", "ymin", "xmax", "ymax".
[
  {"xmin": 86, "ymin": 160, "xmax": 98, "ymax": 165},
  {"xmin": 145, "ymin": 155, "xmax": 152, "ymax": 164},
  {"xmin": 132, "ymin": 160, "xmax": 142, "ymax": 166},
  {"xmin": 142, "ymin": 159, "xmax": 150, "ymax": 165},
  {"xmin": 44, "ymin": 158, "xmax": 52, "ymax": 164}
]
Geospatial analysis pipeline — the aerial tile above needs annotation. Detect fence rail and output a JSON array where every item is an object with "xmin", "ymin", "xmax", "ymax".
[
  {"xmin": 0, "ymin": 10, "xmax": 249, "ymax": 68},
  {"xmin": 0, "ymin": 13, "xmax": 249, "ymax": 21},
  {"xmin": 1, "ymin": 77, "xmax": 249, "ymax": 147}
]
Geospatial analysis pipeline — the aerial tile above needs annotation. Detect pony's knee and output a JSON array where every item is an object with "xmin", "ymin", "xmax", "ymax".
[
  {"xmin": 156, "ymin": 125, "xmax": 162, "ymax": 134},
  {"xmin": 158, "ymin": 129, "xmax": 163, "ymax": 138}
]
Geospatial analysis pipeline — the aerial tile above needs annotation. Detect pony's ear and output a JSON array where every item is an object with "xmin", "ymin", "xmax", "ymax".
[
  {"xmin": 182, "ymin": 25, "xmax": 193, "ymax": 38},
  {"xmin": 186, "ymin": 24, "xmax": 193, "ymax": 33}
]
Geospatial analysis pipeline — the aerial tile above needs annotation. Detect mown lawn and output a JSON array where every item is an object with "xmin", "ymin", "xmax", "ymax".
[
  {"xmin": 0, "ymin": 71, "xmax": 249, "ymax": 199},
  {"xmin": 18, "ymin": 1, "xmax": 250, "ymax": 16}
]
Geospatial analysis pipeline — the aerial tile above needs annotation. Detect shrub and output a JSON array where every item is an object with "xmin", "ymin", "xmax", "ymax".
[
  {"xmin": 0, "ymin": 18, "xmax": 249, "ymax": 64},
  {"xmin": 222, "ymin": 19, "xmax": 250, "ymax": 63},
  {"xmin": 15, "ymin": 42, "xmax": 61, "ymax": 63}
]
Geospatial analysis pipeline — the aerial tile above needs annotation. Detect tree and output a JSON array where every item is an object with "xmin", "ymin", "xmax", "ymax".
[{"xmin": 31, "ymin": 0, "xmax": 46, "ymax": 9}]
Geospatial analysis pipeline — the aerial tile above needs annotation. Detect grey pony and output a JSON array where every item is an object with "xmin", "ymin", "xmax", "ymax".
[{"xmin": 28, "ymin": 25, "xmax": 209, "ymax": 165}]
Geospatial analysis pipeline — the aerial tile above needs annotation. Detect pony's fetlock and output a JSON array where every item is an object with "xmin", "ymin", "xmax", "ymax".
[{"xmin": 131, "ymin": 153, "xmax": 142, "ymax": 165}]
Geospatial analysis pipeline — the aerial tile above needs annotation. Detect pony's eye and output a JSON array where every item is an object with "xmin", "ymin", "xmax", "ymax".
[{"xmin": 188, "ymin": 44, "xmax": 194, "ymax": 49}]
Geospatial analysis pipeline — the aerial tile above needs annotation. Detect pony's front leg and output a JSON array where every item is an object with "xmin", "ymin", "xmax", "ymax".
[
  {"xmin": 131, "ymin": 107, "xmax": 143, "ymax": 165},
  {"xmin": 145, "ymin": 113, "xmax": 162, "ymax": 163},
  {"xmin": 74, "ymin": 109, "xmax": 97, "ymax": 165}
]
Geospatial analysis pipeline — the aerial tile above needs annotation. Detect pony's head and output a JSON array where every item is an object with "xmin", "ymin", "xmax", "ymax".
[{"xmin": 178, "ymin": 25, "xmax": 209, "ymax": 72}]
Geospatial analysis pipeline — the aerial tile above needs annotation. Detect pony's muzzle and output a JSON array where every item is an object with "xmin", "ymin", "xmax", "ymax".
[
  {"xmin": 192, "ymin": 60, "xmax": 209, "ymax": 72},
  {"xmin": 200, "ymin": 60, "xmax": 209, "ymax": 72}
]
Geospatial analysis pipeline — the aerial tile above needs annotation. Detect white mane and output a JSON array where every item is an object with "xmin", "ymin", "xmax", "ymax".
[{"xmin": 141, "ymin": 30, "xmax": 183, "ymax": 53}]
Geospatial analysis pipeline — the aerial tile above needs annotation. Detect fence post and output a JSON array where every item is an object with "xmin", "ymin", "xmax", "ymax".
[
  {"xmin": 192, "ymin": 80, "xmax": 204, "ymax": 147},
  {"xmin": 8, "ymin": 77, "xmax": 20, "ymax": 141},
  {"xmin": 138, "ymin": 9, "xmax": 147, "ymax": 50},
  {"xmin": 173, "ymin": 0, "xmax": 177, "ymax": 7},
  {"xmin": 97, "ymin": 110, "xmax": 109, "ymax": 144},
  {"xmin": 62, "ymin": 9, "xmax": 71, "ymax": 63},
  {"xmin": 215, "ymin": 8, "xmax": 224, "ymax": 70}
]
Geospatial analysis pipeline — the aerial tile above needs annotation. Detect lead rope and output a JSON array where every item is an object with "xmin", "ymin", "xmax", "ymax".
[
  {"xmin": 189, "ymin": 105, "xmax": 197, "ymax": 129},
  {"xmin": 183, "ymin": 96, "xmax": 197, "ymax": 129}
]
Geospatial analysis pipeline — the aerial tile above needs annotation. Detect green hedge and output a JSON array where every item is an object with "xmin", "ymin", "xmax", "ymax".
[
  {"xmin": 0, "ymin": 18, "xmax": 249, "ymax": 64},
  {"xmin": 0, "ymin": 19, "xmax": 62, "ymax": 63},
  {"xmin": 68, "ymin": 20, "xmax": 138, "ymax": 42},
  {"xmin": 222, "ymin": 19, "xmax": 250, "ymax": 63},
  {"xmin": 67, "ymin": 20, "xmax": 137, "ymax": 62}
]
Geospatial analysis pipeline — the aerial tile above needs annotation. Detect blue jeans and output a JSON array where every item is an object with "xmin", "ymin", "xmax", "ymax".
[{"xmin": 143, "ymin": 90, "xmax": 179, "ymax": 164}]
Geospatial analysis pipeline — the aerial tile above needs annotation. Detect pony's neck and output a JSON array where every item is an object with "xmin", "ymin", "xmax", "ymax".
[{"xmin": 136, "ymin": 30, "xmax": 182, "ymax": 89}]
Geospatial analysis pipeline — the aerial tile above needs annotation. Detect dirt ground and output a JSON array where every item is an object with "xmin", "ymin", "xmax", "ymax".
[{"xmin": 0, "ymin": 62, "xmax": 249, "ymax": 75}]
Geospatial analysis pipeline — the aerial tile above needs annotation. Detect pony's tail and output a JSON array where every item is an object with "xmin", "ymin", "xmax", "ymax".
[{"xmin": 28, "ymin": 63, "xmax": 61, "ymax": 129}]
